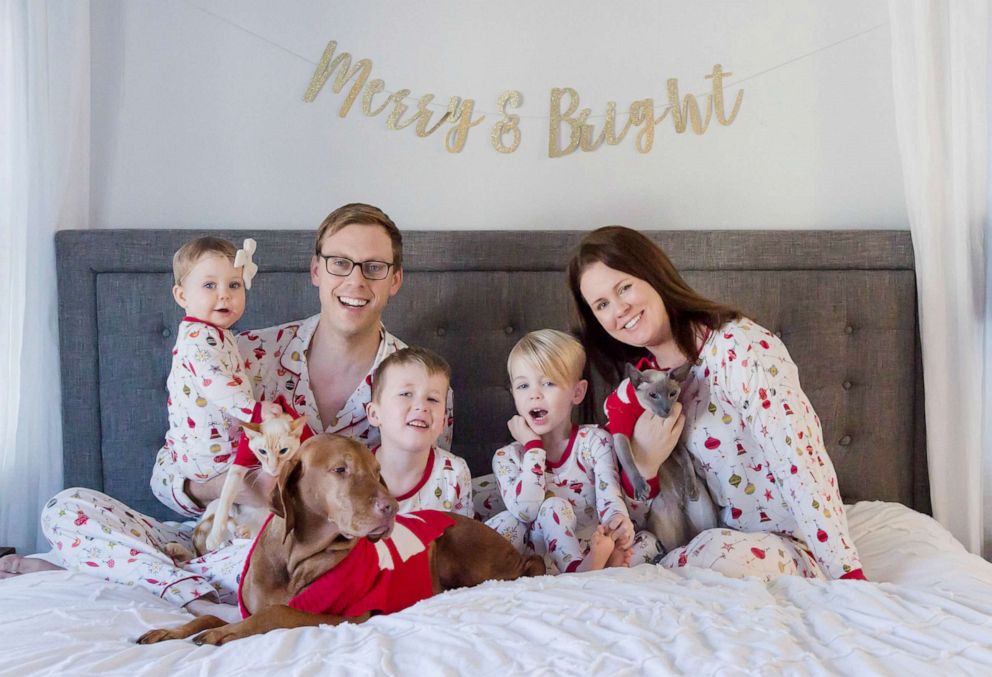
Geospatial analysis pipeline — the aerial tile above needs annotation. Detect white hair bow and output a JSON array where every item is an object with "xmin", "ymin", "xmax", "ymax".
[{"xmin": 235, "ymin": 238, "xmax": 258, "ymax": 289}]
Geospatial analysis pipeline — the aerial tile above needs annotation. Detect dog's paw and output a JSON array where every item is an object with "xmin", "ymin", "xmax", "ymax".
[
  {"xmin": 192, "ymin": 626, "xmax": 244, "ymax": 646},
  {"xmin": 163, "ymin": 542, "xmax": 194, "ymax": 562},
  {"xmin": 204, "ymin": 528, "xmax": 228, "ymax": 553},
  {"xmin": 137, "ymin": 627, "xmax": 187, "ymax": 644}
]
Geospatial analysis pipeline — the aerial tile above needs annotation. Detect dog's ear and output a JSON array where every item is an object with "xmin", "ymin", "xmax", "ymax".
[
  {"xmin": 625, "ymin": 362, "xmax": 645, "ymax": 387},
  {"xmin": 670, "ymin": 362, "xmax": 692, "ymax": 383},
  {"xmin": 271, "ymin": 456, "xmax": 303, "ymax": 542}
]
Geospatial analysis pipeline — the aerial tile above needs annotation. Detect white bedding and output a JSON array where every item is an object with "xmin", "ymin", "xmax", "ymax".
[{"xmin": 2, "ymin": 502, "xmax": 991, "ymax": 676}]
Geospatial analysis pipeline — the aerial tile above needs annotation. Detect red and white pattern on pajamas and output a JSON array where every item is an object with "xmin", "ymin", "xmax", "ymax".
[
  {"xmin": 623, "ymin": 318, "xmax": 864, "ymax": 581},
  {"xmin": 160, "ymin": 317, "xmax": 258, "ymax": 486},
  {"xmin": 485, "ymin": 425, "xmax": 637, "ymax": 573},
  {"xmin": 42, "ymin": 315, "xmax": 455, "ymax": 607},
  {"xmin": 373, "ymin": 446, "xmax": 473, "ymax": 517},
  {"xmin": 152, "ymin": 314, "xmax": 453, "ymax": 517}
]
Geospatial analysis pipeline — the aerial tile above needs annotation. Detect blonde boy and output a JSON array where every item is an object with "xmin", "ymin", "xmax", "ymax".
[
  {"xmin": 487, "ymin": 329, "xmax": 634, "ymax": 573},
  {"xmin": 366, "ymin": 347, "xmax": 472, "ymax": 516}
]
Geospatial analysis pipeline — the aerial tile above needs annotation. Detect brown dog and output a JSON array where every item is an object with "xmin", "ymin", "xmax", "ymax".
[{"xmin": 138, "ymin": 434, "xmax": 544, "ymax": 645}]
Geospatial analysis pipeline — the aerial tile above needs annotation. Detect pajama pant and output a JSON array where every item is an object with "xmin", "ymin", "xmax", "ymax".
[
  {"xmin": 658, "ymin": 528, "xmax": 824, "ymax": 580},
  {"xmin": 40, "ymin": 488, "xmax": 250, "ymax": 606},
  {"xmin": 486, "ymin": 498, "xmax": 662, "ymax": 573}
]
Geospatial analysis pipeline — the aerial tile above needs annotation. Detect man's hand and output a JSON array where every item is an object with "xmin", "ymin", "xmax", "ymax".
[
  {"xmin": 631, "ymin": 402, "xmax": 685, "ymax": 480},
  {"xmin": 507, "ymin": 415, "xmax": 541, "ymax": 446}
]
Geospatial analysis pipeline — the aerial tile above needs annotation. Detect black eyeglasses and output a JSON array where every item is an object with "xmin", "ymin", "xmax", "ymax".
[{"xmin": 317, "ymin": 254, "xmax": 395, "ymax": 280}]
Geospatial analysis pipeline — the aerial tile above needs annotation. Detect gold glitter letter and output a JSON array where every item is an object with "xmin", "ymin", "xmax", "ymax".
[
  {"xmin": 705, "ymin": 64, "xmax": 744, "ymax": 126},
  {"xmin": 548, "ymin": 88, "xmax": 583, "ymax": 158},
  {"xmin": 666, "ymin": 78, "xmax": 712, "ymax": 134},
  {"xmin": 491, "ymin": 90, "xmax": 523, "ymax": 153},
  {"xmin": 303, "ymin": 40, "xmax": 372, "ymax": 119},
  {"xmin": 445, "ymin": 99, "xmax": 485, "ymax": 153}
]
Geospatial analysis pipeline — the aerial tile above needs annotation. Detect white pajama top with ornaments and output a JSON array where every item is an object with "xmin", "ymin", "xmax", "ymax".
[
  {"xmin": 630, "ymin": 318, "xmax": 863, "ymax": 579},
  {"xmin": 152, "ymin": 314, "xmax": 454, "ymax": 516},
  {"xmin": 489, "ymin": 425, "xmax": 631, "ymax": 572},
  {"xmin": 373, "ymin": 446, "xmax": 474, "ymax": 518}
]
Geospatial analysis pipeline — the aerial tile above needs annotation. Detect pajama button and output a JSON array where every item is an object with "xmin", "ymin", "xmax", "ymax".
[
  {"xmin": 161, "ymin": 328, "xmax": 171, "ymax": 338},
  {"xmin": 842, "ymin": 381, "xmax": 853, "ymax": 390},
  {"xmin": 839, "ymin": 435, "xmax": 852, "ymax": 446}
]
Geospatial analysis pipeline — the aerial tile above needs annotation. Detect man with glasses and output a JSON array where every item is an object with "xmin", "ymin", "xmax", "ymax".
[
  {"xmin": 11, "ymin": 204, "xmax": 454, "ymax": 620},
  {"xmin": 156, "ymin": 203, "xmax": 454, "ymax": 518}
]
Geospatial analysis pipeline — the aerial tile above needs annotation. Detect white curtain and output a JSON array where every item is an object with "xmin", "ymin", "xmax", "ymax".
[
  {"xmin": 889, "ymin": 0, "xmax": 989, "ymax": 556},
  {"xmin": 0, "ymin": 0, "xmax": 90, "ymax": 553}
]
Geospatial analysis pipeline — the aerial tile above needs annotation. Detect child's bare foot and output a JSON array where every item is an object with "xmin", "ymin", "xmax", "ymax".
[
  {"xmin": 576, "ymin": 527, "xmax": 613, "ymax": 572},
  {"xmin": 0, "ymin": 554, "xmax": 64, "ymax": 579},
  {"xmin": 606, "ymin": 544, "xmax": 632, "ymax": 568}
]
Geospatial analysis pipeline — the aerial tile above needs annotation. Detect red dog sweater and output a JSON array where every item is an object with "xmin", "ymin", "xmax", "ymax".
[{"xmin": 238, "ymin": 510, "xmax": 456, "ymax": 619}]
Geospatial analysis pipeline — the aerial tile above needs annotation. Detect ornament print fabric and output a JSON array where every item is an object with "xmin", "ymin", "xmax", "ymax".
[
  {"xmin": 486, "ymin": 425, "xmax": 654, "ymax": 572},
  {"xmin": 375, "ymin": 447, "xmax": 474, "ymax": 518},
  {"xmin": 644, "ymin": 319, "xmax": 862, "ymax": 579}
]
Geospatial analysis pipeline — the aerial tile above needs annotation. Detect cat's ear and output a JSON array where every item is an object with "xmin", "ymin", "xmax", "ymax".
[
  {"xmin": 625, "ymin": 362, "xmax": 645, "ymax": 387},
  {"xmin": 241, "ymin": 420, "xmax": 262, "ymax": 440},
  {"xmin": 288, "ymin": 416, "xmax": 308, "ymax": 439},
  {"xmin": 670, "ymin": 363, "xmax": 692, "ymax": 383}
]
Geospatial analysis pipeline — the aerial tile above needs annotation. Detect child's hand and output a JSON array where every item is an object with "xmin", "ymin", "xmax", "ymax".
[
  {"xmin": 507, "ymin": 415, "xmax": 541, "ymax": 446},
  {"xmin": 260, "ymin": 402, "xmax": 283, "ymax": 420},
  {"xmin": 605, "ymin": 513, "xmax": 635, "ymax": 550}
]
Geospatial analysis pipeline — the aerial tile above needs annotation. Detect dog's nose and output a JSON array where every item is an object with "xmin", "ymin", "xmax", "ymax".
[{"xmin": 374, "ymin": 496, "xmax": 396, "ymax": 517}]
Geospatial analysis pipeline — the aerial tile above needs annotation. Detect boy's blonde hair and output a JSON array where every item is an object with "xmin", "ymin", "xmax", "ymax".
[
  {"xmin": 173, "ymin": 236, "xmax": 238, "ymax": 285},
  {"xmin": 508, "ymin": 329, "xmax": 585, "ymax": 385},
  {"xmin": 371, "ymin": 347, "xmax": 451, "ymax": 402},
  {"xmin": 315, "ymin": 203, "xmax": 403, "ymax": 270}
]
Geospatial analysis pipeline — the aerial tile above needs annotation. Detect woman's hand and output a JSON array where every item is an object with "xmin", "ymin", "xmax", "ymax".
[
  {"xmin": 631, "ymin": 402, "xmax": 685, "ymax": 481},
  {"xmin": 507, "ymin": 415, "xmax": 541, "ymax": 446}
]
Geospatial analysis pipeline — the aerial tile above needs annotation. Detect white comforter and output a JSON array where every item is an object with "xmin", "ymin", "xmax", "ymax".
[{"xmin": 2, "ymin": 502, "xmax": 991, "ymax": 676}]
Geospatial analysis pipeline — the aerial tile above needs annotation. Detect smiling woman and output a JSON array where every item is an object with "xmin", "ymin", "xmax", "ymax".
[{"xmin": 568, "ymin": 226, "xmax": 868, "ymax": 581}]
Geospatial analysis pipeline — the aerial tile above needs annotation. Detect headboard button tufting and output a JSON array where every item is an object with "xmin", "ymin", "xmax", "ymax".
[
  {"xmin": 436, "ymin": 327, "xmax": 447, "ymax": 337},
  {"xmin": 774, "ymin": 330, "xmax": 782, "ymax": 338},
  {"xmin": 839, "ymin": 435, "xmax": 852, "ymax": 446},
  {"xmin": 161, "ymin": 328, "xmax": 171, "ymax": 338},
  {"xmin": 842, "ymin": 381, "xmax": 853, "ymax": 390},
  {"xmin": 844, "ymin": 325, "xmax": 854, "ymax": 335},
  {"xmin": 504, "ymin": 326, "xmax": 514, "ymax": 335}
]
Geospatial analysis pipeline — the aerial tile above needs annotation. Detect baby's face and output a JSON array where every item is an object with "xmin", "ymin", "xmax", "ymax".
[
  {"xmin": 368, "ymin": 363, "xmax": 449, "ymax": 452},
  {"xmin": 174, "ymin": 255, "xmax": 246, "ymax": 329},
  {"xmin": 509, "ymin": 358, "xmax": 582, "ymax": 439}
]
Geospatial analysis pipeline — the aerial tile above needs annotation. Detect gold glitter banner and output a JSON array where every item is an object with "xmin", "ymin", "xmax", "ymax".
[{"xmin": 303, "ymin": 40, "xmax": 743, "ymax": 157}]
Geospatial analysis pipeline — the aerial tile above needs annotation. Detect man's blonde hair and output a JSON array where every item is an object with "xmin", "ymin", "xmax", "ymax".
[
  {"xmin": 507, "ymin": 329, "xmax": 585, "ymax": 385},
  {"xmin": 371, "ymin": 347, "xmax": 451, "ymax": 402},
  {"xmin": 315, "ymin": 203, "xmax": 403, "ymax": 270},
  {"xmin": 172, "ymin": 236, "xmax": 238, "ymax": 285}
]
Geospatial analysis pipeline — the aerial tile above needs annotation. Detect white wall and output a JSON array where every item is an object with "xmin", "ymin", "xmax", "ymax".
[{"xmin": 89, "ymin": 0, "xmax": 905, "ymax": 231}]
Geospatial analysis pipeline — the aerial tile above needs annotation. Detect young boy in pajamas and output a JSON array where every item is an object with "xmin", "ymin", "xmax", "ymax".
[
  {"xmin": 366, "ymin": 347, "xmax": 473, "ymax": 517},
  {"xmin": 486, "ymin": 330, "xmax": 637, "ymax": 573}
]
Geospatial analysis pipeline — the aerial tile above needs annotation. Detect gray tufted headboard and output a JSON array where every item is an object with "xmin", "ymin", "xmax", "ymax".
[{"xmin": 56, "ymin": 230, "xmax": 930, "ymax": 522}]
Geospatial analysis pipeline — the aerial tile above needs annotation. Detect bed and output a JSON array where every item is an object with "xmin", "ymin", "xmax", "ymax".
[{"xmin": 2, "ymin": 228, "xmax": 991, "ymax": 675}]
